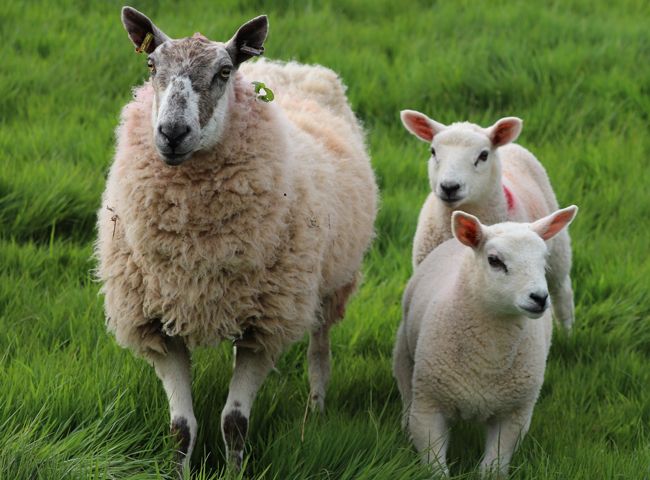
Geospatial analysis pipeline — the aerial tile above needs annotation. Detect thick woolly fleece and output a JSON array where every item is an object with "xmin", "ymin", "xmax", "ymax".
[{"xmin": 96, "ymin": 60, "xmax": 377, "ymax": 359}]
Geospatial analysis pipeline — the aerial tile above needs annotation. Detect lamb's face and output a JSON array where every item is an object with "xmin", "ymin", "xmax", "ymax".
[
  {"xmin": 428, "ymin": 126, "xmax": 498, "ymax": 207},
  {"xmin": 400, "ymin": 111, "xmax": 523, "ymax": 208},
  {"xmin": 121, "ymin": 7, "xmax": 269, "ymax": 166},
  {"xmin": 148, "ymin": 38, "xmax": 234, "ymax": 165},
  {"xmin": 478, "ymin": 226, "xmax": 550, "ymax": 319}
]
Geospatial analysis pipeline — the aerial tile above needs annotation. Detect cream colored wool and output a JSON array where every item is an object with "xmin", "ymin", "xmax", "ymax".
[{"xmin": 96, "ymin": 60, "xmax": 377, "ymax": 360}]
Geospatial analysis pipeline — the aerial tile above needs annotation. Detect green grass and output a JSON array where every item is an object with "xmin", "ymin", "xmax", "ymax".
[{"xmin": 1, "ymin": 0, "xmax": 649, "ymax": 478}]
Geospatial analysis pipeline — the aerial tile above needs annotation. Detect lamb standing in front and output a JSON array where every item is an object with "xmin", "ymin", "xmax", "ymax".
[
  {"xmin": 400, "ymin": 111, "xmax": 576, "ymax": 329},
  {"xmin": 95, "ymin": 7, "xmax": 377, "ymax": 472},
  {"xmin": 393, "ymin": 206, "xmax": 578, "ymax": 477}
]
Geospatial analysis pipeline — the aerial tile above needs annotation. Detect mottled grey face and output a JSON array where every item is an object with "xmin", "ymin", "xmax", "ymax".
[{"xmin": 121, "ymin": 7, "xmax": 268, "ymax": 165}]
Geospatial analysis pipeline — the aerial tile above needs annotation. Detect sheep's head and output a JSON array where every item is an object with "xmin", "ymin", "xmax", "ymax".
[
  {"xmin": 452, "ymin": 206, "xmax": 578, "ymax": 319},
  {"xmin": 400, "ymin": 111, "xmax": 522, "ymax": 208},
  {"xmin": 121, "ymin": 7, "xmax": 268, "ymax": 165}
]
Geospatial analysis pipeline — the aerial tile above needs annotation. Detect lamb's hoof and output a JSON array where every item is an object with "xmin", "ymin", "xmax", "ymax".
[
  {"xmin": 227, "ymin": 449, "xmax": 244, "ymax": 472},
  {"xmin": 310, "ymin": 393, "xmax": 325, "ymax": 413},
  {"xmin": 223, "ymin": 409, "xmax": 248, "ymax": 471},
  {"xmin": 171, "ymin": 417, "xmax": 191, "ymax": 478}
]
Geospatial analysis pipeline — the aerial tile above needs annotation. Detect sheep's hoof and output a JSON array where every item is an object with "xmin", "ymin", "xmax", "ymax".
[{"xmin": 223, "ymin": 409, "xmax": 248, "ymax": 471}]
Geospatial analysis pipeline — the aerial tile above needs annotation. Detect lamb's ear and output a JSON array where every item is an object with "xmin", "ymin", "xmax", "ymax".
[
  {"xmin": 452, "ymin": 211, "xmax": 485, "ymax": 249},
  {"xmin": 226, "ymin": 15, "xmax": 269, "ymax": 66},
  {"xmin": 121, "ymin": 6, "xmax": 170, "ymax": 53},
  {"xmin": 400, "ymin": 110, "xmax": 446, "ymax": 143},
  {"xmin": 487, "ymin": 117, "xmax": 523, "ymax": 147},
  {"xmin": 531, "ymin": 205, "xmax": 578, "ymax": 241}
]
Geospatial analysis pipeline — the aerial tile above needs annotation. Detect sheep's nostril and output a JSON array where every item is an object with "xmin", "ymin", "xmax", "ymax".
[
  {"xmin": 440, "ymin": 182, "xmax": 461, "ymax": 198},
  {"xmin": 529, "ymin": 292, "xmax": 548, "ymax": 308},
  {"xmin": 159, "ymin": 123, "xmax": 191, "ymax": 149}
]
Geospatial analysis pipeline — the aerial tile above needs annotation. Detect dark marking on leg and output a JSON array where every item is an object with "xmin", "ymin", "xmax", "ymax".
[
  {"xmin": 233, "ymin": 401, "xmax": 241, "ymax": 408},
  {"xmin": 223, "ymin": 409, "xmax": 248, "ymax": 452},
  {"xmin": 171, "ymin": 417, "xmax": 191, "ymax": 462}
]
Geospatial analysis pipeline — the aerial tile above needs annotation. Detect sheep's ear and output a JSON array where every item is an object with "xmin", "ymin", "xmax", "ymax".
[
  {"xmin": 400, "ymin": 110, "xmax": 446, "ymax": 143},
  {"xmin": 487, "ymin": 117, "xmax": 523, "ymax": 147},
  {"xmin": 226, "ymin": 15, "xmax": 269, "ymax": 66},
  {"xmin": 531, "ymin": 205, "xmax": 578, "ymax": 241},
  {"xmin": 121, "ymin": 6, "xmax": 170, "ymax": 53},
  {"xmin": 452, "ymin": 211, "xmax": 485, "ymax": 249}
]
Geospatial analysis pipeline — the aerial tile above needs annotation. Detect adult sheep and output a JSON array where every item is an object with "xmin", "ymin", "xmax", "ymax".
[
  {"xmin": 96, "ymin": 7, "xmax": 377, "ymax": 472},
  {"xmin": 400, "ymin": 111, "xmax": 576, "ymax": 329}
]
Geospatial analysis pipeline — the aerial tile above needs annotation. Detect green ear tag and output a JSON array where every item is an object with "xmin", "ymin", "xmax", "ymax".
[
  {"xmin": 136, "ymin": 32, "xmax": 154, "ymax": 54},
  {"xmin": 252, "ymin": 81, "xmax": 274, "ymax": 102}
]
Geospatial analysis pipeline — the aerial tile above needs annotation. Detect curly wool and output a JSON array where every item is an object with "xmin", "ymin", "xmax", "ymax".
[{"xmin": 96, "ymin": 60, "xmax": 377, "ymax": 358}]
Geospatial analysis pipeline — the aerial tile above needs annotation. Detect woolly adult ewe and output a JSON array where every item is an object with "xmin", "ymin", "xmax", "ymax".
[
  {"xmin": 96, "ymin": 7, "xmax": 377, "ymax": 472},
  {"xmin": 400, "ymin": 111, "xmax": 576, "ymax": 329},
  {"xmin": 393, "ymin": 206, "xmax": 578, "ymax": 477}
]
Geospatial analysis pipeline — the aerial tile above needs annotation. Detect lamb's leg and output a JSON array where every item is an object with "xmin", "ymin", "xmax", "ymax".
[
  {"xmin": 549, "ymin": 274, "xmax": 575, "ymax": 331},
  {"xmin": 307, "ymin": 321, "xmax": 331, "ymax": 412},
  {"xmin": 392, "ymin": 322, "xmax": 414, "ymax": 430},
  {"xmin": 409, "ymin": 397, "xmax": 450, "ymax": 477},
  {"xmin": 221, "ymin": 346, "xmax": 274, "ymax": 470},
  {"xmin": 480, "ymin": 406, "xmax": 533, "ymax": 478},
  {"xmin": 150, "ymin": 336, "xmax": 196, "ymax": 476}
]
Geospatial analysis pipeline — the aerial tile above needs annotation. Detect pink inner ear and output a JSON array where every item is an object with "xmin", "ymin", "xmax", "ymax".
[
  {"xmin": 456, "ymin": 216, "xmax": 481, "ymax": 247},
  {"xmin": 539, "ymin": 210, "xmax": 573, "ymax": 240},
  {"xmin": 491, "ymin": 120, "xmax": 519, "ymax": 146},
  {"xmin": 404, "ymin": 114, "xmax": 434, "ymax": 141}
]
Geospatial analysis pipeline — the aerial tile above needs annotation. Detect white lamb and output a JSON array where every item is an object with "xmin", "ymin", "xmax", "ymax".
[
  {"xmin": 393, "ymin": 206, "xmax": 578, "ymax": 477},
  {"xmin": 96, "ymin": 7, "xmax": 377, "ymax": 473},
  {"xmin": 400, "ymin": 111, "xmax": 576, "ymax": 329}
]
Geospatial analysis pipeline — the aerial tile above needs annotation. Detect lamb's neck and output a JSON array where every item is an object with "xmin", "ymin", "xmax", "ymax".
[{"xmin": 460, "ymin": 182, "xmax": 508, "ymax": 226}]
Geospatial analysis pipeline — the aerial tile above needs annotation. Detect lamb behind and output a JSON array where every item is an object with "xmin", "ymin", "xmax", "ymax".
[
  {"xmin": 393, "ymin": 206, "xmax": 578, "ymax": 477},
  {"xmin": 96, "ymin": 7, "xmax": 377, "ymax": 473},
  {"xmin": 400, "ymin": 111, "xmax": 576, "ymax": 330}
]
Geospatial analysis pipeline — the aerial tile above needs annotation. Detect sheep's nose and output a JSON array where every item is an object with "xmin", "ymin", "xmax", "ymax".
[
  {"xmin": 440, "ymin": 182, "xmax": 461, "ymax": 198},
  {"xmin": 529, "ymin": 292, "xmax": 548, "ymax": 309},
  {"xmin": 158, "ymin": 123, "xmax": 191, "ymax": 149}
]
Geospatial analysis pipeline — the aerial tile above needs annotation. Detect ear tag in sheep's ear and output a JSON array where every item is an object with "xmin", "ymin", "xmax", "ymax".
[
  {"xmin": 241, "ymin": 44, "xmax": 264, "ymax": 57},
  {"xmin": 136, "ymin": 32, "xmax": 154, "ymax": 54},
  {"xmin": 252, "ymin": 81, "xmax": 274, "ymax": 102}
]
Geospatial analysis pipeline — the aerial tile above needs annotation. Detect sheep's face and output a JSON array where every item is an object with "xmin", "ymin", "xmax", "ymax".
[
  {"xmin": 452, "ymin": 206, "xmax": 578, "ymax": 319},
  {"xmin": 400, "ymin": 111, "xmax": 523, "ymax": 208},
  {"xmin": 121, "ymin": 7, "xmax": 268, "ymax": 166}
]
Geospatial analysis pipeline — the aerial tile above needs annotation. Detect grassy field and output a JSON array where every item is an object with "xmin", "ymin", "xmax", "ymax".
[{"xmin": 1, "ymin": 0, "xmax": 649, "ymax": 478}]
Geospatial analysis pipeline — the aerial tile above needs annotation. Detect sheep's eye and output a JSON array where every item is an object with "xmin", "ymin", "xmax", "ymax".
[
  {"xmin": 219, "ymin": 67, "xmax": 232, "ymax": 80},
  {"xmin": 478, "ymin": 150, "xmax": 489, "ymax": 162},
  {"xmin": 430, "ymin": 146, "xmax": 436, "ymax": 157},
  {"xmin": 488, "ymin": 255, "xmax": 508, "ymax": 272},
  {"xmin": 147, "ymin": 59, "xmax": 155, "ymax": 74}
]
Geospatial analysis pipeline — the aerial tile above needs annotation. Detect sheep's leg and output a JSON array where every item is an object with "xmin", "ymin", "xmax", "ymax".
[
  {"xmin": 549, "ymin": 274, "xmax": 575, "ymax": 331},
  {"xmin": 480, "ymin": 406, "xmax": 533, "ymax": 478},
  {"xmin": 150, "ymin": 336, "xmax": 196, "ymax": 476},
  {"xmin": 221, "ymin": 346, "xmax": 274, "ymax": 471},
  {"xmin": 307, "ymin": 321, "xmax": 331, "ymax": 412},
  {"xmin": 409, "ymin": 397, "xmax": 450, "ymax": 477},
  {"xmin": 392, "ymin": 322, "xmax": 414, "ymax": 430}
]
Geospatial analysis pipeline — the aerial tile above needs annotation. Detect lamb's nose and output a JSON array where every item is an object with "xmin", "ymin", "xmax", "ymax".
[
  {"xmin": 158, "ymin": 123, "xmax": 191, "ymax": 149},
  {"xmin": 529, "ymin": 292, "xmax": 548, "ymax": 309},
  {"xmin": 440, "ymin": 182, "xmax": 461, "ymax": 198}
]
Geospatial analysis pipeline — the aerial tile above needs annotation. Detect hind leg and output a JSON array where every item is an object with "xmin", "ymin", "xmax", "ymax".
[
  {"xmin": 547, "ymin": 231, "xmax": 575, "ymax": 331},
  {"xmin": 392, "ymin": 322, "xmax": 414, "ymax": 429},
  {"xmin": 550, "ymin": 274, "xmax": 575, "ymax": 331}
]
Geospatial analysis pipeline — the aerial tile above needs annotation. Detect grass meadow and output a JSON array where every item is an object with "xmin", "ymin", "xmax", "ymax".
[{"xmin": 1, "ymin": 0, "xmax": 650, "ymax": 478}]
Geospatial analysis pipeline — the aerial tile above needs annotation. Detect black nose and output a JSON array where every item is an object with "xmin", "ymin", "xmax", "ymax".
[
  {"xmin": 529, "ymin": 292, "xmax": 548, "ymax": 309},
  {"xmin": 440, "ymin": 182, "xmax": 461, "ymax": 198},
  {"xmin": 158, "ymin": 123, "xmax": 191, "ymax": 149}
]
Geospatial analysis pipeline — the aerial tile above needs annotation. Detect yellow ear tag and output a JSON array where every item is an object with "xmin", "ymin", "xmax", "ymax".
[
  {"xmin": 136, "ymin": 32, "xmax": 154, "ymax": 54},
  {"xmin": 252, "ymin": 81, "xmax": 274, "ymax": 102}
]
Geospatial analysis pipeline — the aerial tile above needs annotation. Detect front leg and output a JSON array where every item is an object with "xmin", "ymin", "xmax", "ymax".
[
  {"xmin": 221, "ymin": 345, "xmax": 274, "ymax": 470},
  {"xmin": 409, "ymin": 396, "xmax": 450, "ymax": 477},
  {"xmin": 480, "ymin": 406, "xmax": 534, "ymax": 478},
  {"xmin": 150, "ymin": 336, "xmax": 197, "ymax": 477}
]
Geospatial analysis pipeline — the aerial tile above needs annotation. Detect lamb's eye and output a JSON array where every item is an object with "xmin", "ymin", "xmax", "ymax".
[
  {"xmin": 147, "ymin": 58, "xmax": 155, "ymax": 74},
  {"xmin": 488, "ymin": 255, "xmax": 508, "ymax": 272},
  {"xmin": 478, "ymin": 150, "xmax": 489, "ymax": 162},
  {"xmin": 430, "ymin": 146, "xmax": 436, "ymax": 157},
  {"xmin": 219, "ymin": 67, "xmax": 232, "ymax": 80}
]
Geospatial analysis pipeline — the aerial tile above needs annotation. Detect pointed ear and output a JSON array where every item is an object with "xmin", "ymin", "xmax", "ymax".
[
  {"xmin": 121, "ymin": 6, "xmax": 170, "ymax": 53},
  {"xmin": 400, "ymin": 110, "xmax": 446, "ymax": 143},
  {"xmin": 531, "ymin": 205, "xmax": 578, "ymax": 241},
  {"xmin": 452, "ymin": 211, "xmax": 485, "ymax": 249},
  {"xmin": 226, "ymin": 15, "xmax": 269, "ymax": 66},
  {"xmin": 487, "ymin": 117, "xmax": 523, "ymax": 147}
]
